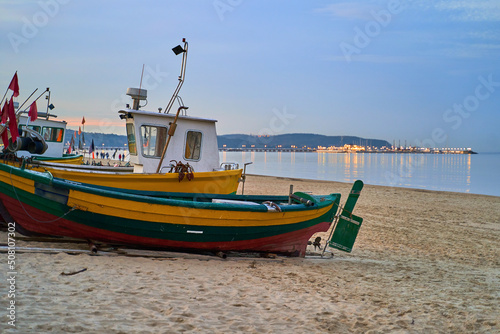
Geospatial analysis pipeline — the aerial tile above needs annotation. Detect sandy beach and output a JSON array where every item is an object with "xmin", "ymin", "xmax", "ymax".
[{"xmin": 1, "ymin": 175, "xmax": 499, "ymax": 333}]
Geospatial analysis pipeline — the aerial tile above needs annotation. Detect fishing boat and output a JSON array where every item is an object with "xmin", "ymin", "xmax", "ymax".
[
  {"xmin": 5, "ymin": 103, "xmax": 243, "ymax": 194},
  {"xmin": 2, "ymin": 39, "xmax": 243, "ymax": 195},
  {"xmin": 0, "ymin": 162, "xmax": 364, "ymax": 257},
  {"xmin": 14, "ymin": 113, "xmax": 83, "ymax": 165},
  {"xmin": 0, "ymin": 95, "xmax": 83, "ymax": 164}
]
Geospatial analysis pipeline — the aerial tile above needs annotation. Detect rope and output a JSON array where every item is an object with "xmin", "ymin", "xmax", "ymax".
[
  {"xmin": 320, "ymin": 199, "xmax": 359, "ymax": 257},
  {"xmin": 321, "ymin": 204, "xmax": 342, "ymax": 257},
  {"xmin": 332, "ymin": 200, "xmax": 356, "ymax": 218},
  {"xmin": 9, "ymin": 168, "xmax": 76, "ymax": 223}
]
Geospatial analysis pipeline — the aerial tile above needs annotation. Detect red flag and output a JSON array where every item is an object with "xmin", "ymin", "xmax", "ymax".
[
  {"xmin": 28, "ymin": 101, "xmax": 38, "ymax": 122},
  {"xmin": 82, "ymin": 117, "xmax": 86, "ymax": 125},
  {"xmin": 1, "ymin": 131, "xmax": 8, "ymax": 147},
  {"xmin": 89, "ymin": 139, "xmax": 95, "ymax": 154},
  {"xmin": 7, "ymin": 97, "xmax": 19, "ymax": 142},
  {"xmin": 1, "ymin": 101, "xmax": 8, "ymax": 146},
  {"xmin": 1, "ymin": 101, "xmax": 8, "ymax": 124},
  {"xmin": 78, "ymin": 126, "xmax": 81, "ymax": 135},
  {"xmin": 8, "ymin": 72, "xmax": 19, "ymax": 97},
  {"xmin": 67, "ymin": 136, "xmax": 74, "ymax": 154}
]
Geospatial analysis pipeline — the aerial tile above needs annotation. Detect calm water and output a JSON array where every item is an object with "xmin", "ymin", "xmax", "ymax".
[{"xmin": 220, "ymin": 151, "xmax": 500, "ymax": 197}]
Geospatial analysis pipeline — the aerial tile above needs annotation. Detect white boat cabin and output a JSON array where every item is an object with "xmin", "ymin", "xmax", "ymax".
[
  {"xmin": 16, "ymin": 114, "xmax": 67, "ymax": 158},
  {"xmin": 119, "ymin": 88, "xmax": 221, "ymax": 174}
]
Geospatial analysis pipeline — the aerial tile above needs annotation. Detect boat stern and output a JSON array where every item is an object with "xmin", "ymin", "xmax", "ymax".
[{"xmin": 325, "ymin": 180, "xmax": 364, "ymax": 253}]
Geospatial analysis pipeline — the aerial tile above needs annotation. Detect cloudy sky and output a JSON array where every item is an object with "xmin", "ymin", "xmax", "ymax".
[{"xmin": 1, "ymin": 0, "xmax": 499, "ymax": 152}]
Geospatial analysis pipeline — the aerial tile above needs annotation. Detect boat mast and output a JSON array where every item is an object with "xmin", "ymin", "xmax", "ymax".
[{"xmin": 164, "ymin": 38, "xmax": 188, "ymax": 114}]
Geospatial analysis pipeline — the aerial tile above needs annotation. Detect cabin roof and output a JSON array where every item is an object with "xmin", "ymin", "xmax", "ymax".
[
  {"xmin": 19, "ymin": 115, "xmax": 67, "ymax": 126},
  {"xmin": 118, "ymin": 109, "xmax": 218, "ymax": 123}
]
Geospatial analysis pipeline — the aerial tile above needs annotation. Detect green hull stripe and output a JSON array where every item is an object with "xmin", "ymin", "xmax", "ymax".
[
  {"xmin": 0, "ymin": 163, "xmax": 337, "ymax": 212},
  {"xmin": 0, "ymin": 178, "xmax": 339, "ymax": 243}
]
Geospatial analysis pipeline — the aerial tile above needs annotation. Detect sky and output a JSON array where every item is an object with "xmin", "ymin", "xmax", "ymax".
[{"xmin": 1, "ymin": 0, "xmax": 499, "ymax": 152}]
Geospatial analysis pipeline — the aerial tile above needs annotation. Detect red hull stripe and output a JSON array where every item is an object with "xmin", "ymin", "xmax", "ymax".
[{"xmin": 2, "ymin": 194, "xmax": 330, "ymax": 256}]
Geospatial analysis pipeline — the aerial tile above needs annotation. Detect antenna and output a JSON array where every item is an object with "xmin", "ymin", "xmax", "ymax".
[
  {"xmin": 139, "ymin": 64, "xmax": 145, "ymax": 94},
  {"xmin": 164, "ymin": 38, "xmax": 188, "ymax": 114}
]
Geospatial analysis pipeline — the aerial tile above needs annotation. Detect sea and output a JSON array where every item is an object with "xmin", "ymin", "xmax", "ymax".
[{"xmin": 220, "ymin": 151, "xmax": 500, "ymax": 197}]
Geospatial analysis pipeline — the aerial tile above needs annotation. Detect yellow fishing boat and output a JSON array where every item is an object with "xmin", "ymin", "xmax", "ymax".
[{"xmin": 2, "ymin": 39, "xmax": 243, "ymax": 195}]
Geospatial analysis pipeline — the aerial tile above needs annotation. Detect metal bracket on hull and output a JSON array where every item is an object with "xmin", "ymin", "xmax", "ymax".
[
  {"xmin": 34, "ymin": 182, "xmax": 69, "ymax": 205},
  {"xmin": 322, "ymin": 180, "xmax": 364, "ymax": 256}
]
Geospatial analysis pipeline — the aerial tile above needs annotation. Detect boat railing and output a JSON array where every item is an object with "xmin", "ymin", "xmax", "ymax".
[{"xmin": 219, "ymin": 161, "xmax": 239, "ymax": 170}]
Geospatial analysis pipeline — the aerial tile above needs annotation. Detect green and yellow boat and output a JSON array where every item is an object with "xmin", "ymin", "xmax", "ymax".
[{"xmin": 0, "ymin": 163, "xmax": 363, "ymax": 257}]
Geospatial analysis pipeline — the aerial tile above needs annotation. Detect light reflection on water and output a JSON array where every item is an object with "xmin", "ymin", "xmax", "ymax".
[{"xmin": 220, "ymin": 152, "xmax": 499, "ymax": 197}]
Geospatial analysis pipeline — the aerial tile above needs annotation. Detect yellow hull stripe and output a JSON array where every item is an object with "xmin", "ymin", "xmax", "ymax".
[
  {"xmin": 32, "ymin": 166, "xmax": 241, "ymax": 194},
  {"xmin": 67, "ymin": 190, "xmax": 332, "ymax": 227}
]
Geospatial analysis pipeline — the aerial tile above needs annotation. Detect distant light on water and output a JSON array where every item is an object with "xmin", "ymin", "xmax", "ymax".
[{"xmin": 221, "ymin": 152, "xmax": 500, "ymax": 197}]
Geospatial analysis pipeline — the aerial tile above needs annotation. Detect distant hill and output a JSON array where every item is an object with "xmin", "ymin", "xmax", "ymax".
[
  {"xmin": 218, "ymin": 133, "xmax": 391, "ymax": 149},
  {"xmin": 64, "ymin": 131, "xmax": 391, "ymax": 149},
  {"xmin": 64, "ymin": 130, "xmax": 128, "ymax": 148}
]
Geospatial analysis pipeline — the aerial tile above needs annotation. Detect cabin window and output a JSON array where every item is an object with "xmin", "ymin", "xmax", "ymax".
[
  {"xmin": 140, "ymin": 125, "xmax": 167, "ymax": 158},
  {"xmin": 126, "ymin": 123, "xmax": 137, "ymax": 155},
  {"xmin": 41, "ymin": 127, "xmax": 64, "ymax": 142},
  {"xmin": 19, "ymin": 125, "xmax": 41, "ymax": 134},
  {"xmin": 184, "ymin": 131, "xmax": 202, "ymax": 161}
]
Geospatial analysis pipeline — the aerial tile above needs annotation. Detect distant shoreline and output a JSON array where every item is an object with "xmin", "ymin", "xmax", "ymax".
[{"xmin": 220, "ymin": 148, "xmax": 478, "ymax": 154}]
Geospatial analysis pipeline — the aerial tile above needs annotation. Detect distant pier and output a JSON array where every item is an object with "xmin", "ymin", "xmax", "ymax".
[
  {"xmin": 220, "ymin": 148, "xmax": 316, "ymax": 153},
  {"xmin": 219, "ymin": 147, "xmax": 477, "ymax": 154}
]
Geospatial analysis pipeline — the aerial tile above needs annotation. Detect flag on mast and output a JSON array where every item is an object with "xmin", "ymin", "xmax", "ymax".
[
  {"xmin": 7, "ymin": 96, "xmax": 19, "ymax": 142},
  {"xmin": 8, "ymin": 72, "xmax": 19, "ymax": 98},
  {"xmin": 1, "ymin": 101, "xmax": 8, "ymax": 123},
  {"xmin": 89, "ymin": 139, "xmax": 95, "ymax": 159},
  {"xmin": 81, "ymin": 117, "xmax": 85, "ymax": 144},
  {"xmin": 1, "ymin": 131, "xmax": 8, "ymax": 147},
  {"xmin": 28, "ymin": 101, "xmax": 38, "ymax": 122},
  {"xmin": 1, "ymin": 101, "xmax": 9, "ymax": 146},
  {"xmin": 68, "ymin": 136, "xmax": 75, "ymax": 154}
]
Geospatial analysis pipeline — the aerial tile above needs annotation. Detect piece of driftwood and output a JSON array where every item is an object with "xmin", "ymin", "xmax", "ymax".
[{"xmin": 60, "ymin": 268, "xmax": 87, "ymax": 276}]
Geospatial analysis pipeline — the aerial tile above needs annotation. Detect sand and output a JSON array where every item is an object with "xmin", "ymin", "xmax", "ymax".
[{"xmin": 1, "ymin": 175, "xmax": 499, "ymax": 333}]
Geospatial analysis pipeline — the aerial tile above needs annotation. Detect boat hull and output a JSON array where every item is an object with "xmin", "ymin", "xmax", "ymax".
[
  {"xmin": 0, "ymin": 164, "xmax": 338, "ymax": 257},
  {"xmin": 5, "ymin": 158, "xmax": 242, "ymax": 195},
  {"xmin": 32, "ymin": 154, "xmax": 84, "ymax": 165},
  {"xmin": 40, "ymin": 167, "xmax": 242, "ymax": 194}
]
